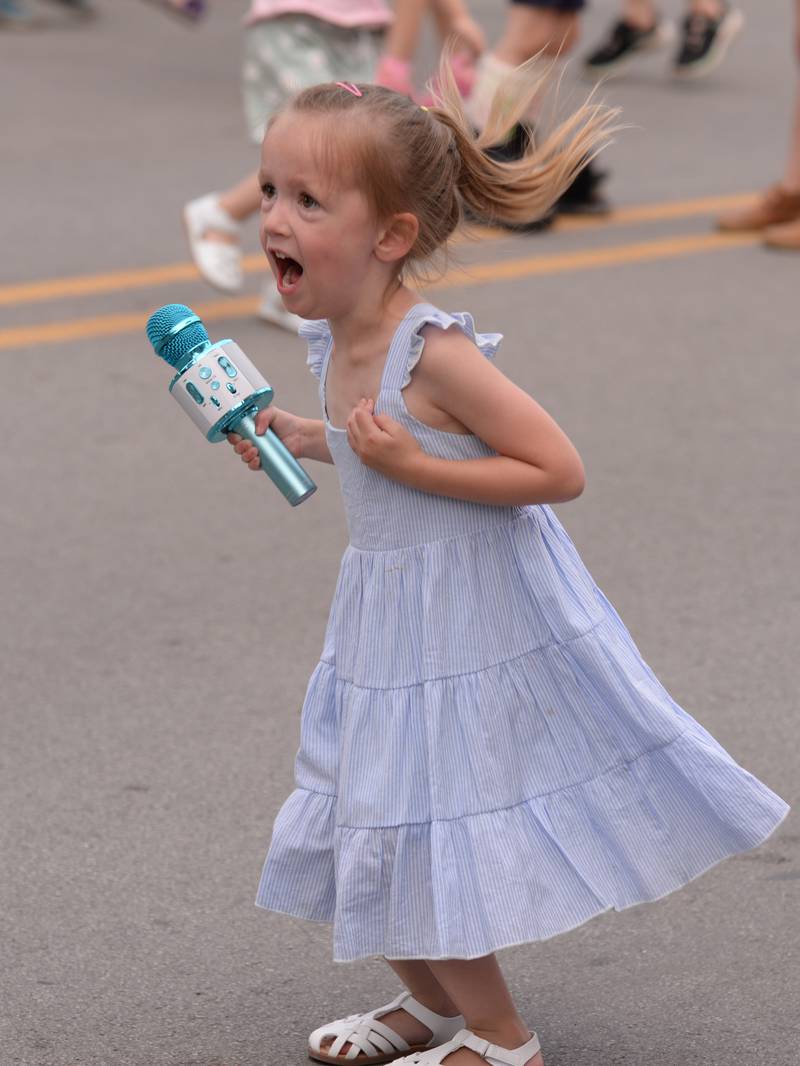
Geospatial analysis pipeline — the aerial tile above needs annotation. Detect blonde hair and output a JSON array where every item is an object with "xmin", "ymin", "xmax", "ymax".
[{"xmin": 273, "ymin": 52, "xmax": 619, "ymax": 281}]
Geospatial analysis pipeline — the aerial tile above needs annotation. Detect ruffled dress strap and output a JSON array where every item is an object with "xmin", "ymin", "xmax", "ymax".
[
  {"xmin": 299, "ymin": 317, "xmax": 333, "ymax": 422},
  {"xmin": 380, "ymin": 302, "xmax": 503, "ymax": 396},
  {"xmin": 299, "ymin": 318, "xmax": 332, "ymax": 380}
]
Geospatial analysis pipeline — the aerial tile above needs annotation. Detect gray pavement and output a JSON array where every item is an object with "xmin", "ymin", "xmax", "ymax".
[{"xmin": 1, "ymin": 2, "xmax": 798, "ymax": 1065}]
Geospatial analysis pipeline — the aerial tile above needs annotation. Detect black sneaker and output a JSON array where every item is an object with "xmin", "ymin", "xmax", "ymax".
[
  {"xmin": 476, "ymin": 123, "xmax": 556, "ymax": 232},
  {"xmin": 555, "ymin": 158, "xmax": 611, "ymax": 216},
  {"xmin": 480, "ymin": 122, "xmax": 611, "ymax": 225},
  {"xmin": 674, "ymin": 5, "xmax": 744, "ymax": 78},
  {"xmin": 583, "ymin": 17, "xmax": 675, "ymax": 73}
]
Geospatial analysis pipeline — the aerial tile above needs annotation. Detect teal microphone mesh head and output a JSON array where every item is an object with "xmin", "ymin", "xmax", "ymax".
[{"xmin": 146, "ymin": 304, "xmax": 210, "ymax": 372}]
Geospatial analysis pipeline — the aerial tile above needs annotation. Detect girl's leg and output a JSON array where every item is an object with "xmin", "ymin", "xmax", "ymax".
[
  {"xmin": 620, "ymin": 0, "xmax": 657, "ymax": 29},
  {"xmin": 493, "ymin": 6, "xmax": 579, "ymax": 65},
  {"xmin": 383, "ymin": 0, "xmax": 430, "ymax": 62},
  {"xmin": 318, "ymin": 958, "xmax": 461, "ymax": 1058},
  {"xmin": 375, "ymin": 0, "xmax": 430, "ymax": 96},
  {"xmin": 687, "ymin": 0, "xmax": 725, "ymax": 17},
  {"xmin": 468, "ymin": 7, "xmax": 579, "ymax": 132},
  {"xmin": 425, "ymin": 955, "xmax": 541, "ymax": 1065}
]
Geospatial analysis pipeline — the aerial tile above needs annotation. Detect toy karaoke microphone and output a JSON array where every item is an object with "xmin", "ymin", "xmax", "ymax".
[{"xmin": 146, "ymin": 303, "xmax": 316, "ymax": 506}]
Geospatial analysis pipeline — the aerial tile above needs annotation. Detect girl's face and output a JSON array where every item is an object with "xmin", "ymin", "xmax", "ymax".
[{"xmin": 259, "ymin": 113, "xmax": 382, "ymax": 321}]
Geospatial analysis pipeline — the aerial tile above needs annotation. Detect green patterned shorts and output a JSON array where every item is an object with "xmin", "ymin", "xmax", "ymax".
[{"xmin": 243, "ymin": 15, "xmax": 384, "ymax": 144}]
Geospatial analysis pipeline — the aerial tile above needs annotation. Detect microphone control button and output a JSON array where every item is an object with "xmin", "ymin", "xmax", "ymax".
[
  {"xmin": 199, "ymin": 366, "xmax": 212, "ymax": 380},
  {"xmin": 210, "ymin": 380, "xmax": 221, "ymax": 390},
  {"xmin": 186, "ymin": 382, "xmax": 204, "ymax": 405},
  {"xmin": 218, "ymin": 355, "xmax": 238, "ymax": 378},
  {"xmin": 226, "ymin": 383, "xmax": 237, "ymax": 394}
]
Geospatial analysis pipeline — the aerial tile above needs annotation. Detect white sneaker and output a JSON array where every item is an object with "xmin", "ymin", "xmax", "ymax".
[
  {"xmin": 257, "ymin": 281, "xmax": 304, "ymax": 333},
  {"xmin": 182, "ymin": 193, "xmax": 243, "ymax": 293}
]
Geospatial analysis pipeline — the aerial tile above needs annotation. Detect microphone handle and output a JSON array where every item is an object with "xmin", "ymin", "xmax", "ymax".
[{"xmin": 234, "ymin": 413, "xmax": 317, "ymax": 506}]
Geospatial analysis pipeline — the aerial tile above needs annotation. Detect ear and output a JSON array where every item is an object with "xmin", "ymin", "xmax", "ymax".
[{"xmin": 374, "ymin": 212, "xmax": 419, "ymax": 264}]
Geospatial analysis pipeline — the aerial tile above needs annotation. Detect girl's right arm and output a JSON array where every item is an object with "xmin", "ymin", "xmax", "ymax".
[{"xmin": 227, "ymin": 406, "xmax": 333, "ymax": 470}]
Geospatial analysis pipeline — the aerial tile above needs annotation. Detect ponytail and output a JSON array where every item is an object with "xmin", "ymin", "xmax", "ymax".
[{"xmin": 427, "ymin": 47, "xmax": 620, "ymax": 226}]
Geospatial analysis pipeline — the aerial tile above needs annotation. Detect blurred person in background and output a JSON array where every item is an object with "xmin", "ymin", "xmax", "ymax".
[
  {"xmin": 583, "ymin": 0, "xmax": 744, "ymax": 79},
  {"xmin": 0, "ymin": 0, "xmax": 93, "ymax": 25},
  {"xmin": 150, "ymin": 0, "xmax": 207, "ymax": 20},
  {"xmin": 0, "ymin": 0, "xmax": 33, "ymax": 24},
  {"xmin": 466, "ymin": 1, "xmax": 610, "ymax": 219},
  {"xmin": 0, "ymin": 0, "xmax": 201, "ymax": 28},
  {"xmin": 183, "ymin": 0, "xmax": 392, "ymax": 331},
  {"xmin": 716, "ymin": 0, "xmax": 800, "ymax": 248}
]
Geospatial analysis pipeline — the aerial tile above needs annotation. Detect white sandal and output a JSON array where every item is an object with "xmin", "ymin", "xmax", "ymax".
[
  {"xmin": 308, "ymin": 990, "xmax": 466, "ymax": 1065},
  {"xmin": 182, "ymin": 192, "xmax": 243, "ymax": 293},
  {"xmin": 390, "ymin": 1027, "xmax": 541, "ymax": 1066}
]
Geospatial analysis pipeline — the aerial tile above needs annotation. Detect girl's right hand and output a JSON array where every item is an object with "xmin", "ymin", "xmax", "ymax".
[{"xmin": 227, "ymin": 406, "xmax": 305, "ymax": 471}]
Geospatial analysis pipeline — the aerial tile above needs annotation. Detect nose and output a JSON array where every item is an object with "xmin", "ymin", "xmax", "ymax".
[{"xmin": 261, "ymin": 195, "xmax": 291, "ymax": 239}]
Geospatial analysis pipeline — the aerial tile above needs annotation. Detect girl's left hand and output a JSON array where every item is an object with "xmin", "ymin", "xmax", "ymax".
[{"xmin": 346, "ymin": 398, "xmax": 424, "ymax": 480}]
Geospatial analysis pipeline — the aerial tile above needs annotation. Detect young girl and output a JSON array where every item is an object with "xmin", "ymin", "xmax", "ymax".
[{"xmin": 226, "ymin": 65, "xmax": 790, "ymax": 1066}]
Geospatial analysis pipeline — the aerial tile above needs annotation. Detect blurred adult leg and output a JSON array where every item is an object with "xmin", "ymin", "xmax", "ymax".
[
  {"xmin": 717, "ymin": 1, "xmax": 800, "ymax": 241},
  {"xmin": 763, "ymin": 0, "xmax": 800, "ymax": 249},
  {"xmin": 467, "ymin": 1, "xmax": 609, "ymax": 220}
]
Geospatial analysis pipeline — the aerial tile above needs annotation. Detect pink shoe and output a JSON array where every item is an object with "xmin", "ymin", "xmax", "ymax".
[{"xmin": 375, "ymin": 55, "xmax": 416, "ymax": 98}]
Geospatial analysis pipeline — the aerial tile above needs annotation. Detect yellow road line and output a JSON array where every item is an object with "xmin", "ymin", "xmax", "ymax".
[
  {"xmin": 460, "ymin": 192, "xmax": 758, "ymax": 242},
  {"xmin": 433, "ymin": 231, "xmax": 759, "ymax": 287},
  {"xmin": 0, "ymin": 230, "xmax": 759, "ymax": 351},
  {"xmin": 0, "ymin": 261, "xmax": 252, "ymax": 309},
  {"xmin": 0, "ymin": 192, "xmax": 756, "ymax": 308},
  {"xmin": 0, "ymin": 296, "xmax": 261, "ymax": 351},
  {"xmin": 553, "ymin": 191, "xmax": 757, "ymax": 232}
]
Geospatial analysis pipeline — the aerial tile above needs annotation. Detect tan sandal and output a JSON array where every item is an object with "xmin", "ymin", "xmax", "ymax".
[{"xmin": 307, "ymin": 990, "xmax": 466, "ymax": 1065}]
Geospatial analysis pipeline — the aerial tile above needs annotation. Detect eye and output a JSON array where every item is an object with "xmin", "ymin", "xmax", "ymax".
[
  {"xmin": 299, "ymin": 192, "xmax": 319, "ymax": 209},
  {"xmin": 260, "ymin": 181, "xmax": 276, "ymax": 200}
]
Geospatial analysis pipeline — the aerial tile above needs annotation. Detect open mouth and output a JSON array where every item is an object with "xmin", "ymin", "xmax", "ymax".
[{"xmin": 271, "ymin": 250, "xmax": 304, "ymax": 294}]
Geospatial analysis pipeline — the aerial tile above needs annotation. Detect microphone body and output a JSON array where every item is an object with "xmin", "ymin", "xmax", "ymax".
[{"xmin": 146, "ymin": 305, "xmax": 316, "ymax": 506}]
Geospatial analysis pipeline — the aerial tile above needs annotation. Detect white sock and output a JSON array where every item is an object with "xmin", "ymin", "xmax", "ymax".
[{"xmin": 464, "ymin": 52, "xmax": 517, "ymax": 132}]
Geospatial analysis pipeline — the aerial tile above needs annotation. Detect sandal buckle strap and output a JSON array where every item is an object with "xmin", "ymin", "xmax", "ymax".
[
  {"xmin": 459, "ymin": 1028, "xmax": 541, "ymax": 1065},
  {"xmin": 401, "ymin": 993, "xmax": 465, "ymax": 1035}
]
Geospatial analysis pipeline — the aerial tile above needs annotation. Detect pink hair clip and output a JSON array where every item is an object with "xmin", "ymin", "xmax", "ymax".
[{"xmin": 335, "ymin": 82, "xmax": 363, "ymax": 97}]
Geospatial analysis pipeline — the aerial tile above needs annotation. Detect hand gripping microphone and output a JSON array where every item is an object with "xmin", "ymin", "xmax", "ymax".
[{"xmin": 146, "ymin": 303, "xmax": 316, "ymax": 506}]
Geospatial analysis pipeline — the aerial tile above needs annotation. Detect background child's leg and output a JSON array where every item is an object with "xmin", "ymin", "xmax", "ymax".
[
  {"xmin": 619, "ymin": 0, "xmax": 657, "ymax": 30},
  {"xmin": 217, "ymin": 173, "xmax": 262, "ymax": 230},
  {"xmin": 375, "ymin": 0, "xmax": 430, "ymax": 95},
  {"xmin": 493, "ymin": 5, "xmax": 580, "ymax": 65},
  {"xmin": 467, "ymin": 6, "xmax": 579, "ymax": 132}
]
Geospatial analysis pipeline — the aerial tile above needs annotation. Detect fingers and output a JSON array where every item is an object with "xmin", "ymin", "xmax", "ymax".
[
  {"xmin": 226, "ymin": 432, "xmax": 262, "ymax": 469},
  {"xmin": 254, "ymin": 406, "xmax": 275, "ymax": 435}
]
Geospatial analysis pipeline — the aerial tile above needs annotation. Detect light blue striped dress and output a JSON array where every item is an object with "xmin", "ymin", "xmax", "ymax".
[{"xmin": 256, "ymin": 301, "xmax": 790, "ymax": 963}]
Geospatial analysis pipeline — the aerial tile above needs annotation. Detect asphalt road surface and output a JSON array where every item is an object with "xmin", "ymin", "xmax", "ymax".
[{"xmin": 1, "ymin": 2, "xmax": 797, "ymax": 1065}]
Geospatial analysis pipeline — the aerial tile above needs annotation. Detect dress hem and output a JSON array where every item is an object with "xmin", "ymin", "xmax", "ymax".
[{"xmin": 256, "ymin": 803, "xmax": 791, "ymax": 964}]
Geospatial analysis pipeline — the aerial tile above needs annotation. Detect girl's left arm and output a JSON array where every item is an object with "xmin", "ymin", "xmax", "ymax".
[{"xmin": 349, "ymin": 327, "xmax": 586, "ymax": 507}]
